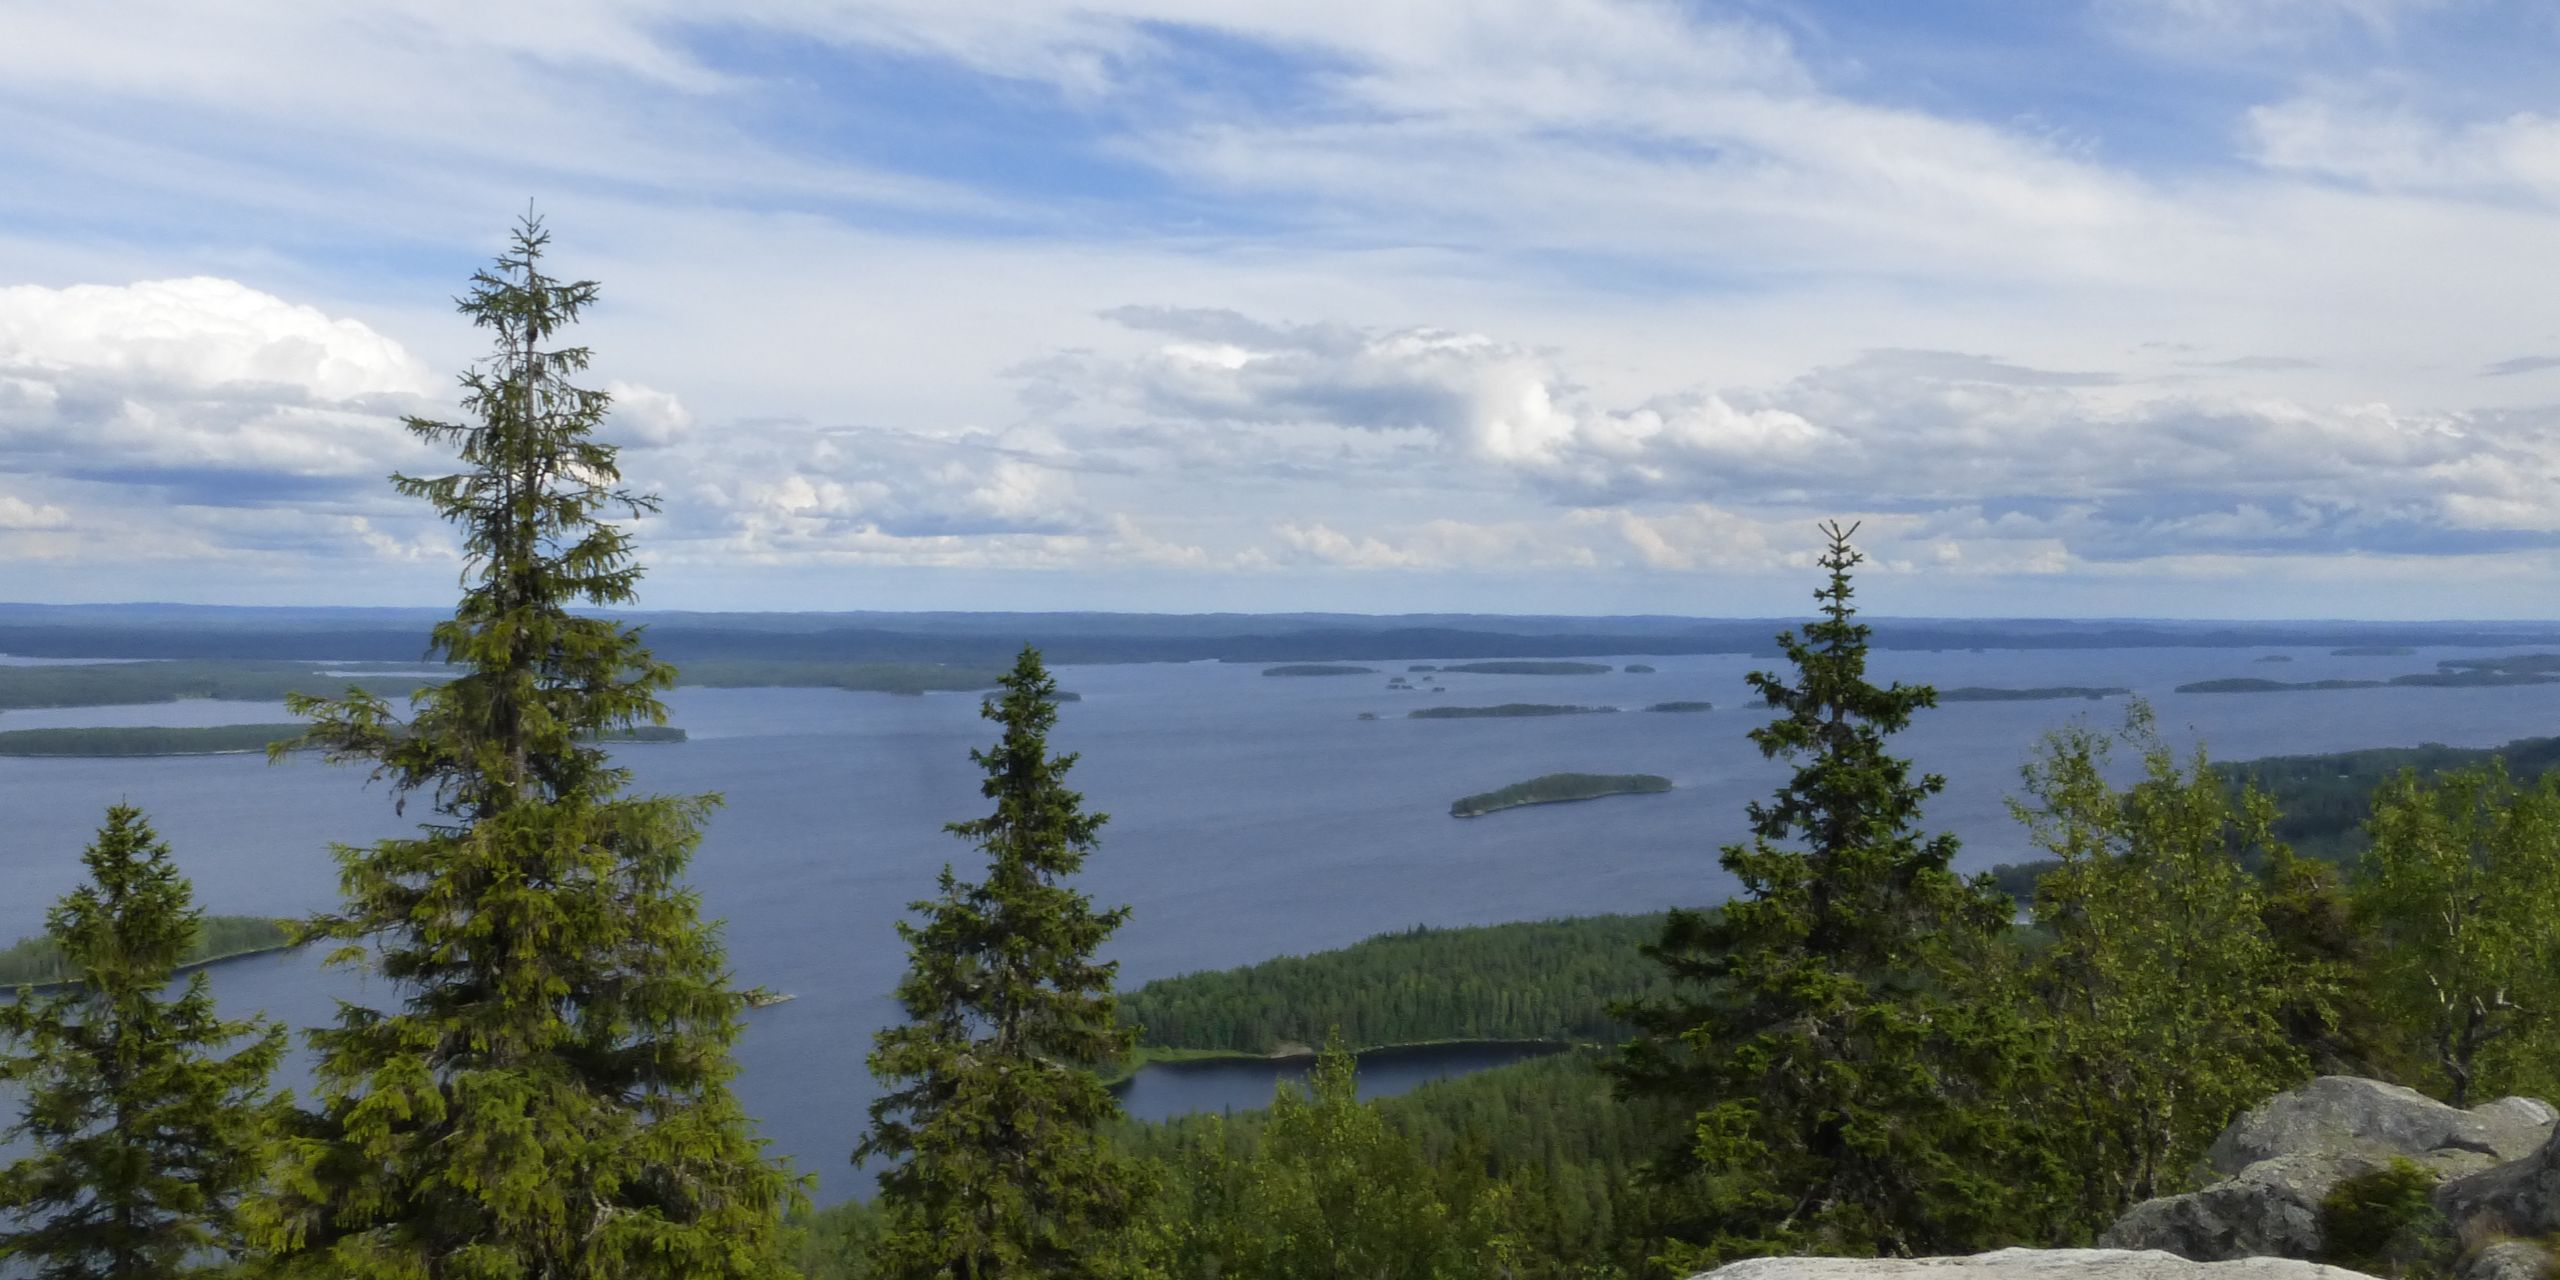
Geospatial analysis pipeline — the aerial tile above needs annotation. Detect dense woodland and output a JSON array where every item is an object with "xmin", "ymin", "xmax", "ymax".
[
  {"xmin": 0, "ymin": 913, "xmax": 296, "ymax": 987},
  {"xmin": 16, "ymin": 223, "xmax": 2560, "ymax": 1280}
]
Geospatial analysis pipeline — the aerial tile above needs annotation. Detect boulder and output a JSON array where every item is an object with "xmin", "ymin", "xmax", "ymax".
[
  {"xmin": 2440, "ymin": 1125, "xmax": 2560, "ymax": 1239},
  {"xmin": 2098, "ymin": 1153, "xmax": 2369, "ymax": 1260},
  {"xmin": 2458, "ymin": 1241, "xmax": 2550, "ymax": 1280},
  {"xmin": 1690, "ymin": 1247, "xmax": 2380, "ymax": 1280},
  {"xmin": 2104, "ymin": 1078, "xmax": 2556, "ymax": 1262},
  {"xmin": 2207, "ymin": 1078, "xmax": 2553, "ymax": 1176}
]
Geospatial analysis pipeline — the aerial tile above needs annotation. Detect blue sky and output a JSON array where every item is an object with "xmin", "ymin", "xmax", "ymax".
[{"xmin": 7, "ymin": 0, "xmax": 2560, "ymax": 617}]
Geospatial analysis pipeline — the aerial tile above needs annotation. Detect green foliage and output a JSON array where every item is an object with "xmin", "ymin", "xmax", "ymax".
[
  {"xmin": 2226, "ymin": 735, "xmax": 2560, "ymax": 864},
  {"xmin": 1118, "ymin": 914, "xmax": 1673, "ymax": 1055},
  {"xmin": 249, "ymin": 217, "xmax": 796, "ymax": 1278},
  {"xmin": 0, "ymin": 723, "xmax": 310, "ymax": 757},
  {"xmin": 0, "ymin": 913, "xmax": 298, "ymax": 987},
  {"xmin": 1451, "ymin": 773, "xmax": 1672, "ymax": 818},
  {"xmin": 0, "ymin": 806, "xmax": 285, "ymax": 1278},
  {"xmin": 1407, "ymin": 703, "xmax": 1616, "ymax": 719},
  {"xmin": 2010, "ymin": 705, "xmax": 2309, "ymax": 1234},
  {"xmin": 859, "ymin": 646, "xmax": 1151, "ymax": 1279},
  {"xmin": 0, "ymin": 660, "xmax": 430, "ymax": 712},
  {"xmin": 1615, "ymin": 521, "xmax": 2028, "ymax": 1268},
  {"xmin": 1642, "ymin": 701, "xmax": 1712, "ymax": 713},
  {"xmin": 2319, "ymin": 1159, "xmax": 2452, "ymax": 1278},
  {"xmin": 2356, "ymin": 763, "xmax": 2560, "ymax": 1105},
  {"xmin": 1142, "ymin": 1035, "xmax": 1516, "ymax": 1280}
]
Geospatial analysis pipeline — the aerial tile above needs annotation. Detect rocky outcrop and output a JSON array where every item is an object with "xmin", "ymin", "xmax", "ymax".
[
  {"xmin": 1689, "ymin": 1247, "xmax": 2382, "ymax": 1280},
  {"xmin": 2206, "ymin": 1078, "xmax": 2553, "ymax": 1176},
  {"xmin": 2101, "ymin": 1077, "xmax": 2556, "ymax": 1262},
  {"xmin": 2440, "ymin": 1119, "xmax": 2560, "ymax": 1239},
  {"xmin": 2457, "ymin": 1240, "xmax": 2550, "ymax": 1280}
]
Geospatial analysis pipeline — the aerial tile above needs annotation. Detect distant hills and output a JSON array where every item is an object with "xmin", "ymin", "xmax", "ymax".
[{"xmin": 6, "ymin": 603, "xmax": 2560, "ymax": 666}]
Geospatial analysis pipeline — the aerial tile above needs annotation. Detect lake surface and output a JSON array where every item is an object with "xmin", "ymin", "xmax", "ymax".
[{"xmin": 5, "ymin": 643, "xmax": 2560, "ymax": 1200}]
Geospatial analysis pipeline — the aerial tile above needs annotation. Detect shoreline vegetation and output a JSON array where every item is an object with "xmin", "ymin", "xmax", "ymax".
[
  {"xmin": 1450, "ymin": 772, "xmax": 1672, "ymax": 818},
  {"xmin": 0, "ymin": 723, "xmax": 688, "ymax": 757},
  {"xmin": 1259, "ymin": 664, "xmax": 1378, "ymax": 677},
  {"xmin": 1643, "ymin": 701, "xmax": 1714, "ymax": 713},
  {"xmin": 1938, "ymin": 686, "xmax": 2132, "ymax": 702},
  {"xmin": 1408, "ymin": 703, "xmax": 1616, "ymax": 719},
  {"xmin": 0, "ymin": 914, "xmax": 303, "ymax": 988}
]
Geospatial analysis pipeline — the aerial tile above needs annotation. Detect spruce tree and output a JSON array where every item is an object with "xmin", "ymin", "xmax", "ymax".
[
  {"xmin": 1613, "ymin": 521, "xmax": 2023, "ymax": 1267},
  {"xmin": 0, "ymin": 805, "xmax": 284, "ymax": 1278},
  {"xmin": 251, "ymin": 216, "xmax": 797, "ymax": 1278},
  {"xmin": 858, "ymin": 645, "xmax": 1150, "ymax": 1279}
]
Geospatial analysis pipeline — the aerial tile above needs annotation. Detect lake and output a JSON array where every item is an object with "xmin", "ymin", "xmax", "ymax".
[{"xmin": 5, "ymin": 642, "xmax": 2560, "ymax": 1201}]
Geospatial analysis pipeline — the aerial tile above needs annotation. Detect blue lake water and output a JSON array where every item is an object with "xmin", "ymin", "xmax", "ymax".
[{"xmin": 4, "ymin": 644, "xmax": 2560, "ymax": 1201}]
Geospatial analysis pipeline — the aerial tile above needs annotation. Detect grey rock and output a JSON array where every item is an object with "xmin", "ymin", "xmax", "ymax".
[
  {"xmin": 2099, "ymin": 1152, "xmax": 2373, "ymax": 1260},
  {"xmin": 1690, "ymin": 1247, "xmax": 2382, "ymax": 1280},
  {"xmin": 2441, "ymin": 1124, "xmax": 2560, "ymax": 1238},
  {"xmin": 2208, "ymin": 1078, "xmax": 2553, "ymax": 1176},
  {"xmin": 2460, "ymin": 1241, "xmax": 2550, "ymax": 1280},
  {"xmin": 2105, "ymin": 1077, "xmax": 2556, "ymax": 1262}
]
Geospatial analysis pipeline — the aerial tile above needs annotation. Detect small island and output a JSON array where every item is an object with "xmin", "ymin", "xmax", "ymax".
[
  {"xmin": 1261, "ymin": 664, "xmax": 1379, "ymax": 677},
  {"xmin": 1409, "ymin": 703, "xmax": 1617, "ymax": 720},
  {"xmin": 1643, "ymin": 701, "xmax": 1714, "ymax": 713},
  {"xmin": 0, "ymin": 914, "xmax": 303, "ymax": 988},
  {"xmin": 1937, "ymin": 687, "xmax": 2133, "ymax": 703},
  {"xmin": 2333, "ymin": 645, "xmax": 2418, "ymax": 657},
  {"xmin": 1436, "ymin": 661, "xmax": 1612, "ymax": 676},
  {"xmin": 2176, "ymin": 677, "xmax": 2385, "ymax": 694},
  {"xmin": 1450, "ymin": 772, "xmax": 1673, "ymax": 818},
  {"xmin": 2252, "ymin": 654, "xmax": 2295, "ymax": 663},
  {"xmin": 1622, "ymin": 664, "xmax": 1657, "ymax": 674}
]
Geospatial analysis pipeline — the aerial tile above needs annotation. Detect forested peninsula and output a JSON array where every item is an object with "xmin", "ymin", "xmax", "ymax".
[
  {"xmin": 0, "ymin": 914, "xmax": 301, "ymax": 988},
  {"xmin": 1938, "ymin": 686, "xmax": 2131, "ymax": 702},
  {"xmin": 1450, "ymin": 772, "xmax": 1672, "ymax": 817},
  {"xmin": 1408, "ymin": 703, "xmax": 1616, "ymax": 719}
]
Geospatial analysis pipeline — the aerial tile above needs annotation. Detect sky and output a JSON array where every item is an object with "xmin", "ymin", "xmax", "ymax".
[{"xmin": 8, "ymin": 0, "xmax": 2560, "ymax": 618}]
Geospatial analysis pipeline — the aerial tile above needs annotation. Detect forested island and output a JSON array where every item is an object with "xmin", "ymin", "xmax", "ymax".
[
  {"xmin": 2334, "ymin": 645, "xmax": 2418, "ymax": 656},
  {"xmin": 0, "ymin": 914, "xmax": 301, "ymax": 987},
  {"xmin": 1938, "ymin": 686, "xmax": 2132, "ymax": 702},
  {"xmin": 670, "ymin": 659, "xmax": 1000, "ymax": 694},
  {"xmin": 1436, "ymin": 660, "xmax": 1612, "ymax": 675},
  {"xmin": 0, "ymin": 660, "xmax": 432, "ymax": 711},
  {"xmin": 1643, "ymin": 700, "xmax": 1713, "ymax": 713},
  {"xmin": 1450, "ymin": 772, "xmax": 1673, "ymax": 817},
  {"xmin": 0, "ymin": 723, "xmax": 686, "ymax": 758},
  {"xmin": 0, "ymin": 723, "xmax": 309, "ymax": 757},
  {"xmin": 1259, "ymin": 663, "xmax": 1377, "ymax": 676},
  {"xmin": 1115, "ymin": 914, "xmax": 1670, "ymax": 1058},
  {"xmin": 1408, "ymin": 703, "xmax": 1616, "ymax": 719},
  {"xmin": 1622, "ymin": 663, "xmax": 1656, "ymax": 673}
]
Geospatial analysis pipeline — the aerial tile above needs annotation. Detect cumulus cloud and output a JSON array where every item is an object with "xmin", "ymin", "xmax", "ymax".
[
  {"xmin": 1038, "ymin": 306, "xmax": 2560, "ymax": 567},
  {"xmin": 0, "ymin": 278, "xmax": 434, "ymax": 495}
]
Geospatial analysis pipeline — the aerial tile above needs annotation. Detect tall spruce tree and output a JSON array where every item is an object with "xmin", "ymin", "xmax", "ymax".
[
  {"xmin": 1614, "ymin": 521, "xmax": 2024, "ymax": 1268},
  {"xmin": 0, "ymin": 805, "xmax": 284, "ymax": 1279},
  {"xmin": 250, "ymin": 216, "xmax": 797, "ymax": 1278},
  {"xmin": 858, "ymin": 645, "xmax": 1150, "ymax": 1279}
]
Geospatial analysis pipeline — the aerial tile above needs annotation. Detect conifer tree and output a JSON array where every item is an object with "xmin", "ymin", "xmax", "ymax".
[
  {"xmin": 1614, "ymin": 521, "xmax": 2023, "ymax": 1268},
  {"xmin": 251, "ymin": 216, "xmax": 797, "ymax": 1278},
  {"xmin": 858, "ymin": 645, "xmax": 1150, "ymax": 1279},
  {"xmin": 0, "ymin": 805, "xmax": 284, "ymax": 1278}
]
